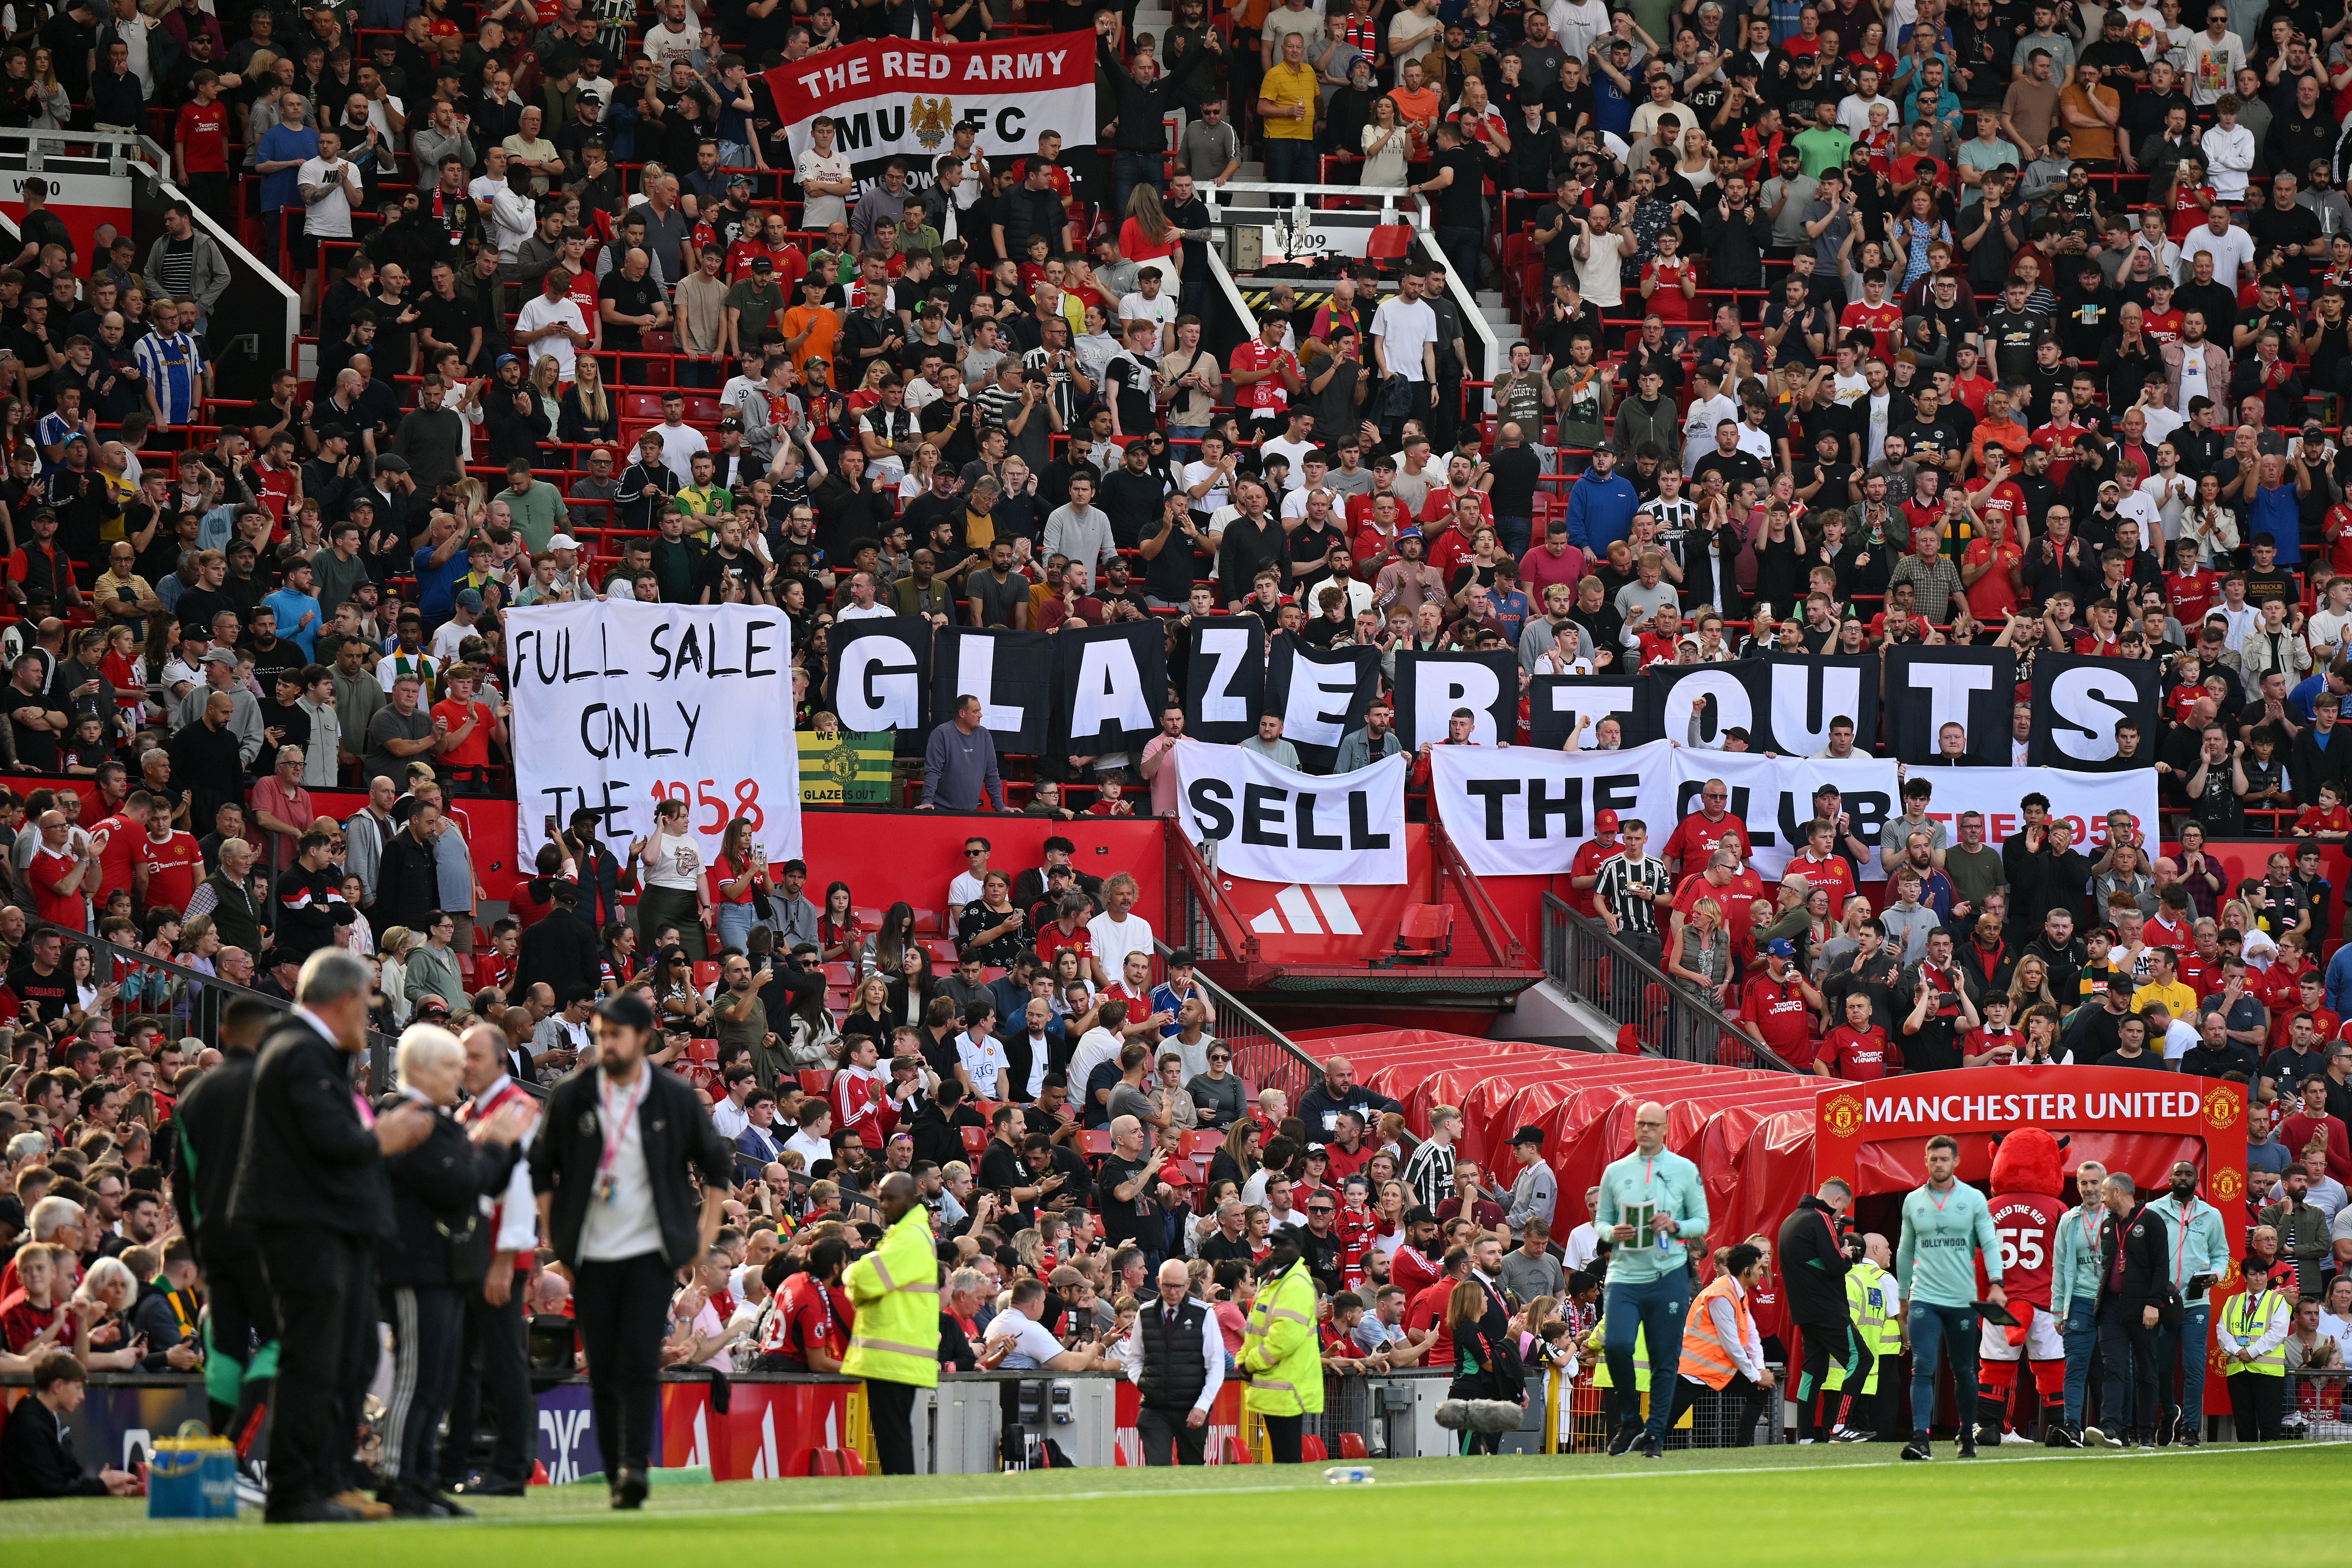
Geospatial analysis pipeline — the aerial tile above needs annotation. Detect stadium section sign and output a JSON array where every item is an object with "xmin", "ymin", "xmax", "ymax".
[{"xmin": 508, "ymin": 601, "xmax": 803, "ymax": 865}]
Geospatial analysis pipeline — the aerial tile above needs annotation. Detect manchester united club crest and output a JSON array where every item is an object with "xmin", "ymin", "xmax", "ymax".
[
  {"xmin": 1823, "ymin": 1093, "xmax": 1865, "ymax": 1140},
  {"xmin": 910, "ymin": 95, "xmax": 954, "ymax": 150},
  {"xmin": 2202, "ymin": 1086, "xmax": 2240, "ymax": 1130},
  {"xmin": 2209, "ymin": 1167, "xmax": 2243, "ymax": 1203}
]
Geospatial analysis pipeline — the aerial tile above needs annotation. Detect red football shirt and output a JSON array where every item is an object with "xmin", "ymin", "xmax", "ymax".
[
  {"xmin": 1818, "ymin": 1023, "xmax": 1891, "ymax": 1079},
  {"xmin": 1742, "ymin": 973, "xmax": 1816, "ymax": 1067},
  {"xmin": 1981, "ymin": 1191, "xmax": 2064, "ymax": 1310},
  {"xmin": 28, "ymin": 847, "xmax": 82, "ymax": 930},
  {"xmin": 1663, "ymin": 810, "xmax": 1750, "ymax": 870},
  {"xmin": 142, "ymin": 829, "xmax": 201, "ymax": 915},
  {"xmin": 175, "ymin": 100, "xmax": 229, "ymax": 172}
]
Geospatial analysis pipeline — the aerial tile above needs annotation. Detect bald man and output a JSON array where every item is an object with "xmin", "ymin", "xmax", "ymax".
[{"xmin": 1118, "ymin": 1257, "xmax": 1224, "ymax": 1464}]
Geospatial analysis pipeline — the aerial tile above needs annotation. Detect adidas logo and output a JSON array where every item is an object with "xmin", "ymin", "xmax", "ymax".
[{"xmin": 1247, "ymin": 885, "xmax": 1362, "ymax": 936}]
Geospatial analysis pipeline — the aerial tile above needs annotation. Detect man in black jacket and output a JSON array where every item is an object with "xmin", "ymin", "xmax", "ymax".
[
  {"xmin": 373, "ymin": 803, "xmax": 445, "ymax": 936},
  {"xmin": 1778, "ymin": 1179, "xmax": 1865, "ymax": 1444},
  {"xmin": 165, "ymin": 996, "xmax": 279, "ymax": 1442},
  {"xmin": 1128, "ymin": 1258, "xmax": 1224, "ymax": 1465},
  {"xmin": 0, "ymin": 1355, "xmax": 139, "ymax": 1498},
  {"xmin": 509, "ymin": 877, "xmax": 602, "ymax": 1000},
  {"xmin": 374, "ymin": 1023, "xmax": 526, "ymax": 1518},
  {"xmin": 228, "ymin": 948, "xmax": 434, "ymax": 1524},
  {"xmin": 274, "ymin": 829, "xmax": 359, "ymax": 960},
  {"xmin": 2093, "ymin": 1170, "xmax": 2169, "ymax": 1448},
  {"xmin": 528, "ymin": 992, "xmax": 732, "ymax": 1509}
]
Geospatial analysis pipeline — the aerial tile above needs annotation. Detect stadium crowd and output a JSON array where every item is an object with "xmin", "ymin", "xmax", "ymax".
[{"xmin": 0, "ymin": 0, "xmax": 2348, "ymax": 1519}]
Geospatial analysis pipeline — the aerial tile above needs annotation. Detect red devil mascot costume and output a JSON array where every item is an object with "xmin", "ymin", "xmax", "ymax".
[{"xmin": 1976, "ymin": 1127, "xmax": 2068, "ymax": 1442}]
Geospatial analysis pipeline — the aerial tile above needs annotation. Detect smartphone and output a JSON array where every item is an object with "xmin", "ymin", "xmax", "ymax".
[{"xmin": 544, "ymin": 813, "xmax": 559, "ymax": 836}]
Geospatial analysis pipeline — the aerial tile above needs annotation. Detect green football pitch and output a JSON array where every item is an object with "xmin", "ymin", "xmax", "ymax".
[{"xmin": 0, "ymin": 1442, "xmax": 2330, "ymax": 1564}]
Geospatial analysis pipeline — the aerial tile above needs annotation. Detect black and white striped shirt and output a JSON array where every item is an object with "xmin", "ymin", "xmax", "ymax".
[{"xmin": 1593, "ymin": 853, "xmax": 1671, "ymax": 936}]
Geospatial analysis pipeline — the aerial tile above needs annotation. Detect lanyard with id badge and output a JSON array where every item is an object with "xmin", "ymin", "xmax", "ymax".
[{"xmin": 595, "ymin": 1072, "xmax": 647, "ymax": 1207}]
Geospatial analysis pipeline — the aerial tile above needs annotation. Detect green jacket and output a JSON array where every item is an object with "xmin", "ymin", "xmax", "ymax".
[
  {"xmin": 1895, "ymin": 1180, "xmax": 2000, "ymax": 1310},
  {"xmin": 841, "ymin": 1205, "xmax": 940, "ymax": 1388},
  {"xmin": 2050, "ymin": 1201, "xmax": 2105, "ymax": 1320},
  {"xmin": 1238, "ymin": 1257, "xmax": 1323, "ymax": 1417},
  {"xmin": 1594, "ymin": 1146, "xmax": 1709, "ymax": 1285},
  {"xmin": 2147, "ymin": 1193, "xmax": 2231, "ymax": 1306}
]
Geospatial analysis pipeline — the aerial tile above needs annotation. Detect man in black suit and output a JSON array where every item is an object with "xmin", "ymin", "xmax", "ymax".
[
  {"xmin": 165, "ymin": 996, "xmax": 281, "ymax": 1444},
  {"xmin": 2093, "ymin": 1170, "xmax": 2171, "ymax": 1448},
  {"xmin": 229, "ymin": 948, "xmax": 435, "ymax": 1525},
  {"xmin": 529, "ymin": 992, "xmax": 733, "ymax": 1510},
  {"xmin": 374, "ymin": 1024, "xmax": 527, "ymax": 1519},
  {"xmin": 0, "ymin": 1354, "xmax": 139, "ymax": 1498},
  {"xmin": 508, "ymin": 877, "xmax": 603, "ymax": 1000}
]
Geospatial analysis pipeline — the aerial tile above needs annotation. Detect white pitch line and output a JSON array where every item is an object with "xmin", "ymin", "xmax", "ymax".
[{"xmin": 468, "ymin": 1441, "xmax": 2284, "ymax": 1531}]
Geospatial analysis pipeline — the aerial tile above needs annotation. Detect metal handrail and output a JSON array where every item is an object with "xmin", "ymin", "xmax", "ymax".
[
  {"xmin": 1161, "ymin": 827, "xmax": 1262, "ymax": 967},
  {"xmin": 1201, "ymin": 180, "xmax": 1424, "ymax": 228},
  {"xmin": 69, "ymin": 923, "xmax": 402, "ymax": 1092},
  {"xmin": 1427, "ymin": 821, "xmax": 1528, "ymax": 967},
  {"xmin": 1154, "ymin": 937, "xmax": 1321, "ymax": 1104},
  {"xmin": 1538, "ymin": 892, "xmax": 1796, "ymax": 1073}
]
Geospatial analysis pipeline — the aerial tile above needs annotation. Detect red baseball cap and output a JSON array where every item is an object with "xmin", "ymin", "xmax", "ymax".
[{"xmin": 1595, "ymin": 810, "xmax": 1621, "ymax": 831}]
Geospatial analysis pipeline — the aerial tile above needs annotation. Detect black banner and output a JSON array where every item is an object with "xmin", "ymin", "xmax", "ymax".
[
  {"xmin": 826, "ymin": 616, "xmax": 932, "ymax": 734},
  {"xmin": 931, "ymin": 627, "xmax": 1055, "ymax": 756},
  {"xmin": 1266, "ymin": 642, "xmax": 1383, "ymax": 773},
  {"xmin": 1052, "ymin": 621, "xmax": 1167, "ymax": 756},
  {"xmin": 2029, "ymin": 650, "xmax": 2161, "ymax": 768},
  {"xmin": 1637, "ymin": 661, "xmax": 1771, "ymax": 751},
  {"xmin": 1393, "ymin": 649, "xmax": 1521, "ymax": 750},
  {"xmin": 1758, "ymin": 653, "xmax": 1880, "ymax": 758},
  {"xmin": 1527, "ymin": 676, "xmax": 1640, "ymax": 753},
  {"xmin": 1182, "ymin": 617, "xmax": 1266, "ymax": 745},
  {"xmin": 1882, "ymin": 646, "xmax": 2016, "ymax": 763}
]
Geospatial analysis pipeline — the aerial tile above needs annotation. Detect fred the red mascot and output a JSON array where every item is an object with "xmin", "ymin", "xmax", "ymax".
[{"xmin": 1975, "ymin": 1127, "xmax": 2067, "ymax": 1443}]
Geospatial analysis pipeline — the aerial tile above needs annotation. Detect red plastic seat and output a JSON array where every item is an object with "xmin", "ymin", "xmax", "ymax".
[
  {"xmin": 1365, "ymin": 224, "xmax": 1413, "ymax": 266},
  {"xmin": 1390, "ymin": 904, "xmax": 1453, "ymax": 964},
  {"xmin": 799, "ymin": 1448, "xmax": 867, "ymax": 1476},
  {"xmin": 921, "ymin": 938, "xmax": 960, "ymax": 965},
  {"xmin": 692, "ymin": 960, "xmax": 721, "ymax": 992},
  {"xmin": 1180, "ymin": 1129, "xmax": 1224, "ymax": 1158},
  {"xmin": 1300, "ymin": 1435, "xmax": 1328, "ymax": 1461},
  {"xmin": 1338, "ymin": 1433, "xmax": 1369, "ymax": 1459},
  {"xmin": 909, "ymin": 907, "xmax": 942, "ymax": 935},
  {"xmin": 854, "ymin": 905, "xmax": 884, "ymax": 931},
  {"xmin": 959, "ymin": 1126, "xmax": 989, "ymax": 1153},
  {"xmin": 684, "ymin": 1038, "xmax": 717, "ymax": 1064},
  {"xmin": 798, "ymin": 1069, "xmax": 835, "ymax": 1096},
  {"xmin": 1218, "ymin": 1435, "xmax": 1253, "ymax": 1464},
  {"xmin": 1080, "ymin": 1130, "xmax": 1113, "ymax": 1157}
]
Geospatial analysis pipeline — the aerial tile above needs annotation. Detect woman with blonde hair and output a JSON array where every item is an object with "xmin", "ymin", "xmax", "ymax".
[
  {"xmin": 559, "ymin": 354, "xmax": 617, "ymax": 444},
  {"xmin": 378, "ymin": 925, "xmax": 417, "ymax": 1029},
  {"xmin": 529, "ymin": 354, "xmax": 563, "ymax": 428},
  {"xmin": 2007, "ymin": 953, "xmax": 2057, "ymax": 1015},
  {"xmin": 1670, "ymin": 896, "xmax": 1732, "ymax": 1008}
]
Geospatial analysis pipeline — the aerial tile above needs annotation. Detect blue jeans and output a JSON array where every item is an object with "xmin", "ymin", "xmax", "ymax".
[
  {"xmin": 1909, "ymin": 1301, "xmax": 1980, "ymax": 1436},
  {"xmin": 1265, "ymin": 139, "xmax": 1318, "ymax": 186},
  {"xmin": 2155, "ymin": 1302, "xmax": 2209, "ymax": 1435},
  {"xmin": 2062, "ymin": 1301, "xmax": 2100, "ymax": 1426},
  {"xmin": 716, "ymin": 901, "xmax": 756, "ymax": 955},
  {"xmin": 1112, "ymin": 150, "xmax": 1164, "ymax": 231},
  {"xmin": 1495, "ymin": 514, "xmax": 1531, "ymax": 559},
  {"xmin": 1603, "ymin": 1272, "xmax": 1690, "ymax": 1439}
]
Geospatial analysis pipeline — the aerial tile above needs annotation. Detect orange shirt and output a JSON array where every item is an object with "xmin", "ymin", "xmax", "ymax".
[
  {"xmin": 1972, "ymin": 416, "xmax": 2027, "ymax": 470},
  {"xmin": 780, "ymin": 304, "xmax": 838, "ymax": 375},
  {"xmin": 1962, "ymin": 530, "xmax": 2024, "ymax": 621},
  {"xmin": 1388, "ymin": 85, "xmax": 1440, "ymax": 155}
]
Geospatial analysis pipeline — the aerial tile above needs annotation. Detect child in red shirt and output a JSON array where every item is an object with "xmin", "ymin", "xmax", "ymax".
[
  {"xmin": 1087, "ymin": 780, "xmax": 1135, "ymax": 816},
  {"xmin": 2293, "ymin": 781, "xmax": 2352, "ymax": 840},
  {"xmin": 1962, "ymin": 993, "xmax": 2024, "ymax": 1066}
]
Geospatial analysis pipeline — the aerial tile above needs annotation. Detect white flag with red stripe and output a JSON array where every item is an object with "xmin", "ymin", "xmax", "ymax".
[{"xmin": 765, "ymin": 32, "xmax": 1095, "ymax": 181}]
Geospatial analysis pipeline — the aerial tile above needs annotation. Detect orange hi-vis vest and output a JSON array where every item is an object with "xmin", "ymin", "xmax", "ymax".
[{"xmin": 1679, "ymin": 1273, "xmax": 1755, "ymax": 1391}]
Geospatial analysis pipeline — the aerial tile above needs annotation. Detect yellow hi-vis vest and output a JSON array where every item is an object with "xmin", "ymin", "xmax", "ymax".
[
  {"xmin": 1678, "ymin": 1274, "xmax": 1754, "ymax": 1391},
  {"xmin": 1238, "ymin": 1257, "xmax": 1324, "ymax": 1416},
  {"xmin": 1587, "ymin": 1317, "xmax": 1652, "ymax": 1391},
  {"xmin": 2220, "ymin": 1289, "xmax": 2289, "ymax": 1377},
  {"xmin": 840, "ymin": 1204, "xmax": 940, "ymax": 1387},
  {"xmin": 1825, "ymin": 1261, "xmax": 1898, "ymax": 1394}
]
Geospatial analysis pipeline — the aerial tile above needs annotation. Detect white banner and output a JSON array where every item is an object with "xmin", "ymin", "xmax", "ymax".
[
  {"xmin": 1906, "ymin": 765, "xmax": 2160, "ymax": 852},
  {"xmin": 766, "ymin": 33, "xmax": 1094, "ymax": 177},
  {"xmin": 1680, "ymin": 750, "xmax": 1899, "ymax": 880},
  {"xmin": 1170, "ymin": 737, "xmax": 1405, "ymax": 886},
  {"xmin": 1429, "ymin": 741, "xmax": 1682, "ymax": 878},
  {"xmin": 1434, "ymin": 742, "xmax": 1905, "ymax": 880},
  {"xmin": 507, "ymin": 601, "xmax": 803, "ymax": 867}
]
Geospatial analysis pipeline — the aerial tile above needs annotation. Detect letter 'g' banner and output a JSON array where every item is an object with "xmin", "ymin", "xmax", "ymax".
[
  {"xmin": 766, "ymin": 33, "xmax": 1096, "ymax": 181},
  {"xmin": 508, "ymin": 602, "xmax": 803, "ymax": 865},
  {"xmin": 1170, "ymin": 737, "xmax": 1405, "ymax": 885}
]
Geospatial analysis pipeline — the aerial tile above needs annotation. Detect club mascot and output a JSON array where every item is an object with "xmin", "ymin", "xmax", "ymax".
[{"xmin": 1976, "ymin": 1126, "xmax": 2067, "ymax": 1444}]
